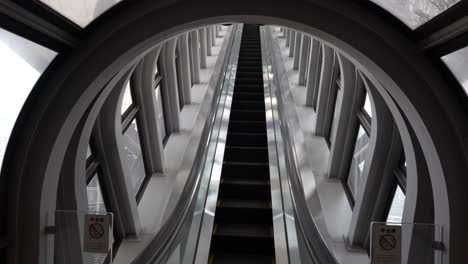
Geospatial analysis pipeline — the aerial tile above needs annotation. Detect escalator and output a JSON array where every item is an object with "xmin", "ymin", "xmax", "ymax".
[{"xmin": 208, "ymin": 24, "xmax": 275, "ymax": 263}]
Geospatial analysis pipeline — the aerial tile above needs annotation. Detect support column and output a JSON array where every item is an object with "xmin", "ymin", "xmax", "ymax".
[
  {"xmin": 305, "ymin": 39, "xmax": 322, "ymax": 108},
  {"xmin": 285, "ymin": 28, "xmax": 290, "ymax": 47},
  {"xmin": 298, "ymin": 35, "xmax": 311, "ymax": 85},
  {"xmin": 160, "ymin": 38, "xmax": 181, "ymax": 132},
  {"xmin": 346, "ymin": 79, "xmax": 403, "ymax": 250},
  {"xmin": 326, "ymin": 55, "xmax": 363, "ymax": 180},
  {"xmin": 178, "ymin": 33, "xmax": 192, "ymax": 104},
  {"xmin": 289, "ymin": 30, "xmax": 296, "ymax": 57},
  {"xmin": 94, "ymin": 69, "xmax": 142, "ymax": 239},
  {"xmin": 198, "ymin": 28, "xmax": 207, "ymax": 68},
  {"xmin": 315, "ymin": 44, "xmax": 337, "ymax": 138},
  {"xmin": 206, "ymin": 27, "xmax": 212, "ymax": 56},
  {"xmin": 55, "ymin": 116, "xmax": 89, "ymax": 264},
  {"xmin": 133, "ymin": 46, "xmax": 165, "ymax": 172},
  {"xmin": 211, "ymin": 25, "xmax": 216, "ymax": 45},
  {"xmin": 215, "ymin": 24, "xmax": 220, "ymax": 38},
  {"xmin": 293, "ymin": 32, "xmax": 302, "ymax": 69},
  {"xmin": 190, "ymin": 30, "xmax": 200, "ymax": 84}
]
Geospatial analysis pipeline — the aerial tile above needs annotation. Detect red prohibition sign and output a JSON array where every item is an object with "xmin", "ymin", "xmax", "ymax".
[
  {"xmin": 379, "ymin": 234, "xmax": 397, "ymax": 250},
  {"xmin": 89, "ymin": 223, "xmax": 105, "ymax": 239}
]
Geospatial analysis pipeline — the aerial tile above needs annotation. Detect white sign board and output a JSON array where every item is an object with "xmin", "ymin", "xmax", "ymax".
[
  {"xmin": 371, "ymin": 223, "xmax": 402, "ymax": 264},
  {"xmin": 83, "ymin": 214, "xmax": 111, "ymax": 254}
]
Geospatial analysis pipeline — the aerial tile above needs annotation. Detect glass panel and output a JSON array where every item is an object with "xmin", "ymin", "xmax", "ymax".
[
  {"xmin": 121, "ymin": 81, "xmax": 133, "ymax": 116},
  {"xmin": 330, "ymin": 88, "xmax": 343, "ymax": 146},
  {"xmin": 387, "ymin": 186, "xmax": 406, "ymax": 223},
  {"xmin": 370, "ymin": 0, "xmax": 461, "ymax": 29},
  {"xmin": 154, "ymin": 63, "xmax": 159, "ymax": 77},
  {"xmin": 87, "ymin": 174, "xmax": 107, "ymax": 213},
  {"xmin": 122, "ymin": 119, "xmax": 146, "ymax": 194},
  {"xmin": 364, "ymin": 92, "xmax": 373, "ymax": 118},
  {"xmin": 39, "ymin": 0, "xmax": 123, "ymax": 28},
  {"xmin": 154, "ymin": 85, "xmax": 167, "ymax": 141},
  {"xmin": 441, "ymin": 45, "xmax": 468, "ymax": 96},
  {"xmin": 87, "ymin": 144, "xmax": 92, "ymax": 159},
  {"xmin": 347, "ymin": 125, "xmax": 370, "ymax": 200},
  {"xmin": 0, "ymin": 28, "xmax": 56, "ymax": 172}
]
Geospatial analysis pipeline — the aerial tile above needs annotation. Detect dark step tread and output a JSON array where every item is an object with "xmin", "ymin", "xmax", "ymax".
[
  {"xmin": 213, "ymin": 223, "xmax": 273, "ymax": 238},
  {"xmin": 218, "ymin": 199, "xmax": 271, "ymax": 209},
  {"xmin": 211, "ymin": 253, "xmax": 274, "ymax": 264}
]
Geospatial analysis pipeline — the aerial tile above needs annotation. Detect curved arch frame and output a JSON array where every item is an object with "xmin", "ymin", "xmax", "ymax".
[{"xmin": 2, "ymin": 0, "xmax": 468, "ymax": 263}]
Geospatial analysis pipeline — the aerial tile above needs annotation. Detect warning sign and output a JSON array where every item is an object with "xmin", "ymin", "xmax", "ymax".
[
  {"xmin": 83, "ymin": 214, "xmax": 111, "ymax": 254},
  {"xmin": 371, "ymin": 223, "xmax": 402, "ymax": 264}
]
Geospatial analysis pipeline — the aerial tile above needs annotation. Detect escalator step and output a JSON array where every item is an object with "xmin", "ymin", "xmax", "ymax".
[
  {"xmin": 212, "ymin": 253, "xmax": 273, "ymax": 264},
  {"xmin": 221, "ymin": 162, "xmax": 269, "ymax": 179},
  {"xmin": 210, "ymin": 24, "xmax": 274, "ymax": 263},
  {"xmin": 232, "ymin": 92, "xmax": 264, "ymax": 102},
  {"xmin": 229, "ymin": 110, "xmax": 265, "ymax": 122},
  {"xmin": 226, "ymin": 132, "xmax": 267, "ymax": 147},
  {"xmin": 224, "ymin": 146, "xmax": 269, "ymax": 163},
  {"xmin": 228, "ymin": 121, "xmax": 266, "ymax": 133},
  {"xmin": 231, "ymin": 100, "xmax": 265, "ymax": 111}
]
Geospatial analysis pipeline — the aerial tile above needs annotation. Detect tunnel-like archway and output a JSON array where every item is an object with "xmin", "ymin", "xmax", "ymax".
[{"xmin": 3, "ymin": 0, "xmax": 468, "ymax": 263}]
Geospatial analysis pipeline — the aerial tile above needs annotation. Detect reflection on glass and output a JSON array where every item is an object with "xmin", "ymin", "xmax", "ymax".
[
  {"xmin": 87, "ymin": 175, "xmax": 107, "ymax": 212},
  {"xmin": 364, "ymin": 92, "xmax": 373, "ymax": 118},
  {"xmin": 39, "ymin": 0, "xmax": 123, "ymax": 28},
  {"xmin": 154, "ymin": 63, "xmax": 159, "ymax": 77},
  {"xmin": 370, "ymin": 0, "xmax": 460, "ymax": 29},
  {"xmin": 330, "ymin": 88, "xmax": 343, "ymax": 145},
  {"xmin": 442, "ymin": 45, "xmax": 468, "ymax": 97},
  {"xmin": 387, "ymin": 186, "xmax": 406, "ymax": 223},
  {"xmin": 347, "ymin": 126, "xmax": 370, "ymax": 200},
  {"xmin": 154, "ymin": 85, "xmax": 167, "ymax": 141},
  {"xmin": 121, "ymin": 81, "xmax": 133, "ymax": 116},
  {"xmin": 0, "ymin": 28, "xmax": 56, "ymax": 172},
  {"xmin": 122, "ymin": 120, "xmax": 146, "ymax": 194}
]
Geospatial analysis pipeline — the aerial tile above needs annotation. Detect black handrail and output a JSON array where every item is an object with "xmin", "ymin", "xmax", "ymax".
[
  {"xmin": 131, "ymin": 25, "xmax": 237, "ymax": 264},
  {"xmin": 266, "ymin": 26, "xmax": 339, "ymax": 264}
]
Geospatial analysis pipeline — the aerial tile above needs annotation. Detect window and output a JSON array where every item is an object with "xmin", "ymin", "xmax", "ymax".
[
  {"xmin": 441, "ymin": 45, "xmax": 468, "ymax": 97},
  {"xmin": 363, "ymin": 93, "xmax": 373, "ymax": 118},
  {"xmin": 121, "ymin": 81, "xmax": 134, "ymax": 116},
  {"xmin": 347, "ymin": 125, "xmax": 370, "ymax": 200},
  {"xmin": 387, "ymin": 158, "xmax": 407, "ymax": 223},
  {"xmin": 345, "ymin": 88, "xmax": 372, "ymax": 205},
  {"xmin": 0, "ymin": 28, "xmax": 56, "ymax": 172},
  {"xmin": 122, "ymin": 119, "xmax": 146, "ymax": 194},
  {"xmin": 387, "ymin": 185, "xmax": 406, "ymax": 223},
  {"xmin": 39, "ymin": 0, "xmax": 124, "ymax": 28},
  {"xmin": 87, "ymin": 173, "xmax": 107, "ymax": 213},
  {"xmin": 328, "ymin": 57, "xmax": 342, "ymax": 146},
  {"xmin": 154, "ymin": 58, "xmax": 170, "ymax": 145},
  {"xmin": 86, "ymin": 138, "xmax": 121, "ymax": 259},
  {"xmin": 120, "ymin": 77, "xmax": 149, "ymax": 197},
  {"xmin": 370, "ymin": 0, "xmax": 461, "ymax": 29},
  {"xmin": 154, "ymin": 84, "xmax": 167, "ymax": 143}
]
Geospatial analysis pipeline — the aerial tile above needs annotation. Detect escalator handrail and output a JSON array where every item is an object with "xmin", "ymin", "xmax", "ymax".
[
  {"xmin": 131, "ymin": 25, "xmax": 238, "ymax": 264},
  {"xmin": 265, "ymin": 26, "xmax": 340, "ymax": 264}
]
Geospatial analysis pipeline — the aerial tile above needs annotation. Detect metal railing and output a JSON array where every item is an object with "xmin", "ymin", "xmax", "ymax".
[{"xmin": 131, "ymin": 24, "xmax": 238, "ymax": 264}]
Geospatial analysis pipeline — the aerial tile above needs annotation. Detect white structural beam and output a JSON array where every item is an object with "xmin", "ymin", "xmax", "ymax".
[
  {"xmin": 293, "ymin": 32, "xmax": 302, "ymax": 69},
  {"xmin": 298, "ymin": 34, "xmax": 311, "ymax": 85},
  {"xmin": 160, "ymin": 39, "xmax": 181, "ymax": 132},
  {"xmin": 305, "ymin": 38, "xmax": 322, "ymax": 108},
  {"xmin": 190, "ymin": 30, "xmax": 201, "ymax": 84},
  {"xmin": 289, "ymin": 30, "xmax": 295, "ymax": 57},
  {"xmin": 199, "ymin": 28, "xmax": 207, "ymax": 68},
  {"xmin": 314, "ymin": 44, "xmax": 337, "ymax": 138},
  {"xmin": 178, "ymin": 33, "xmax": 192, "ymax": 104},
  {"xmin": 206, "ymin": 26, "xmax": 212, "ymax": 56}
]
